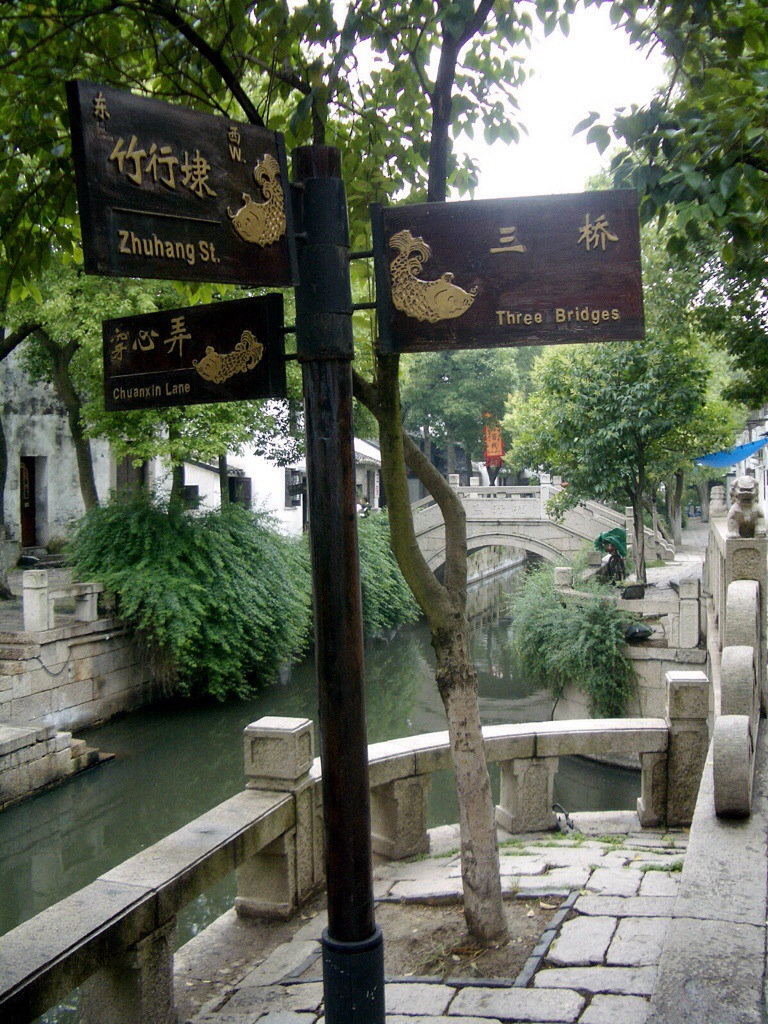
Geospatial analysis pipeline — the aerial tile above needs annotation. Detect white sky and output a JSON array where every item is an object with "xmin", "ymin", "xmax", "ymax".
[{"xmin": 463, "ymin": 4, "xmax": 668, "ymax": 200}]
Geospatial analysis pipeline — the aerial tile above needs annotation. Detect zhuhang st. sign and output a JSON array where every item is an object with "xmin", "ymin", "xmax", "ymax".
[
  {"xmin": 371, "ymin": 190, "xmax": 645, "ymax": 353},
  {"xmin": 66, "ymin": 80, "xmax": 298, "ymax": 287}
]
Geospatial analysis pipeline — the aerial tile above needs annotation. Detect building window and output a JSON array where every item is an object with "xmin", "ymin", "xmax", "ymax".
[
  {"xmin": 228, "ymin": 476, "xmax": 252, "ymax": 508},
  {"xmin": 285, "ymin": 469, "xmax": 304, "ymax": 508}
]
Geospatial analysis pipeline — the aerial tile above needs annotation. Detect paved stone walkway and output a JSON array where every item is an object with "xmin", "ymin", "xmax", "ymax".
[{"xmin": 181, "ymin": 816, "xmax": 688, "ymax": 1024}]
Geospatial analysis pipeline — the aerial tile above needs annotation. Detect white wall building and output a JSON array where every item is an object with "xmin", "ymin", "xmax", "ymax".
[{"xmin": 1, "ymin": 345, "xmax": 382, "ymax": 549}]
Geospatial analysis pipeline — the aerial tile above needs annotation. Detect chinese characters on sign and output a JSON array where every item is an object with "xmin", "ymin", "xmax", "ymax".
[
  {"xmin": 103, "ymin": 295, "xmax": 287, "ymax": 411},
  {"xmin": 67, "ymin": 80, "xmax": 297, "ymax": 286},
  {"xmin": 371, "ymin": 190, "xmax": 644, "ymax": 353}
]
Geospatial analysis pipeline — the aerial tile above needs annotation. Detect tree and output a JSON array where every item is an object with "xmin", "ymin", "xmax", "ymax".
[
  {"xmin": 579, "ymin": 2, "xmax": 768, "ymax": 403},
  {"xmin": 504, "ymin": 336, "xmax": 709, "ymax": 582},
  {"xmin": 581, "ymin": 0, "xmax": 768, "ymax": 252},
  {"xmin": 400, "ymin": 348, "xmax": 518, "ymax": 480}
]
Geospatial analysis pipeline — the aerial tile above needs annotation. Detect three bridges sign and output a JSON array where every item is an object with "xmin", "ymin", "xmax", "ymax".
[{"xmin": 372, "ymin": 189, "xmax": 644, "ymax": 354}]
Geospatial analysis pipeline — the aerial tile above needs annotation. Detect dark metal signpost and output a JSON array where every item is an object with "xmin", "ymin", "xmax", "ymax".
[
  {"xmin": 70, "ymin": 78, "xmax": 646, "ymax": 1024},
  {"xmin": 102, "ymin": 295, "xmax": 286, "ymax": 411},
  {"xmin": 372, "ymin": 190, "xmax": 644, "ymax": 353}
]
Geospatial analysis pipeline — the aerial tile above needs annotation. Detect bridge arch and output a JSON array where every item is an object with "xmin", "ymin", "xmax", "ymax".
[{"xmin": 412, "ymin": 485, "xmax": 673, "ymax": 574}]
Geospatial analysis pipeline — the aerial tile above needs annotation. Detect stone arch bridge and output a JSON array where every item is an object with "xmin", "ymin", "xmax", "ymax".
[{"xmin": 412, "ymin": 483, "xmax": 674, "ymax": 572}]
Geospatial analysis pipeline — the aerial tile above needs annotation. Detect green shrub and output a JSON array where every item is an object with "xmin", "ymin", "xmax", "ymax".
[
  {"xmin": 508, "ymin": 563, "xmax": 636, "ymax": 717},
  {"xmin": 357, "ymin": 509, "xmax": 420, "ymax": 638},
  {"xmin": 68, "ymin": 495, "xmax": 312, "ymax": 699},
  {"xmin": 67, "ymin": 498, "xmax": 419, "ymax": 698}
]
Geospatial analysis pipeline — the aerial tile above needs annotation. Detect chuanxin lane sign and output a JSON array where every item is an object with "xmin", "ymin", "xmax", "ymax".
[
  {"xmin": 371, "ymin": 190, "xmax": 644, "ymax": 353},
  {"xmin": 103, "ymin": 294, "xmax": 286, "ymax": 410},
  {"xmin": 67, "ymin": 80, "xmax": 297, "ymax": 286}
]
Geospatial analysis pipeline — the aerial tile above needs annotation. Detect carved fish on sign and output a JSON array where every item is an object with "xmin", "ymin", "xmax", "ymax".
[
  {"xmin": 193, "ymin": 330, "xmax": 264, "ymax": 385},
  {"xmin": 228, "ymin": 154, "xmax": 287, "ymax": 247},
  {"xmin": 389, "ymin": 229, "xmax": 477, "ymax": 323}
]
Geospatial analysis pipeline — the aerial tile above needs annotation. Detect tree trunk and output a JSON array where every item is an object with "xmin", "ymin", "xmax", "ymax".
[
  {"xmin": 670, "ymin": 471, "xmax": 684, "ymax": 545},
  {"xmin": 370, "ymin": 356, "xmax": 507, "ymax": 944},
  {"xmin": 697, "ymin": 480, "xmax": 710, "ymax": 523},
  {"xmin": 38, "ymin": 333, "xmax": 99, "ymax": 511},
  {"xmin": 219, "ymin": 453, "xmax": 230, "ymax": 506},
  {"xmin": 1, "ymin": 323, "xmax": 40, "ymax": 593},
  {"xmin": 446, "ymin": 429, "xmax": 456, "ymax": 478},
  {"xmin": 170, "ymin": 462, "xmax": 185, "ymax": 506},
  {"xmin": 630, "ymin": 467, "xmax": 647, "ymax": 583},
  {"xmin": 0, "ymin": 415, "xmax": 10, "ymax": 599}
]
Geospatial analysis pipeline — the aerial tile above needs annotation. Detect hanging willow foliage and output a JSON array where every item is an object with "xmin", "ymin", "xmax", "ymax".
[{"xmin": 508, "ymin": 562, "xmax": 637, "ymax": 718}]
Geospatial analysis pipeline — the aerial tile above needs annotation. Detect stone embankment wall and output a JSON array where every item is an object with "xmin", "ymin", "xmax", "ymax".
[
  {"xmin": 1, "ymin": 620, "xmax": 157, "ymax": 733},
  {"xmin": 0, "ymin": 571, "xmax": 160, "ymax": 808},
  {"xmin": 551, "ymin": 572, "xmax": 707, "ymax": 723}
]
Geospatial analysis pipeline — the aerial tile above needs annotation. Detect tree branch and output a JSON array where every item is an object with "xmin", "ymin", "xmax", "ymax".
[{"xmin": 143, "ymin": 0, "xmax": 266, "ymax": 126}]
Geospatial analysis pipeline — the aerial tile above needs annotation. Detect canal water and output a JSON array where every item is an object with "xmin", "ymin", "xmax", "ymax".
[{"xmin": 0, "ymin": 566, "xmax": 640, "ymax": 957}]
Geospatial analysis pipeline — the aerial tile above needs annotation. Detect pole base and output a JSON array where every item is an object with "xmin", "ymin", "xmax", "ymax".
[{"xmin": 322, "ymin": 925, "xmax": 385, "ymax": 1024}]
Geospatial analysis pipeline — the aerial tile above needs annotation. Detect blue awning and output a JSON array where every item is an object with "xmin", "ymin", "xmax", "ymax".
[{"xmin": 695, "ymin": 436, "xmax": 768, "ymax": 469}]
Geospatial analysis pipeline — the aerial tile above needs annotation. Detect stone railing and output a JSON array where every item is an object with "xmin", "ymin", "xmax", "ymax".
[
  {"xmin": 0, "ymin": 679, "xmax": 709, "ymax": 1024},
  {"xmin": 704, "ymin": 520, "xmax": 767, "ymax": 817},
  {"xmin": 21, "ymin": 570, "xmax": 104, "ymax": 633}
]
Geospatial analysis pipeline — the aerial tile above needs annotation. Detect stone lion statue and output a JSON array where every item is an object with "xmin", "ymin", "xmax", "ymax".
[
  {"xmin": 709, "ymin": 484, "xmax": 728, "ymax": 518},
  {"xmin": 726, "ymin": 476, "xmax": 766, "ymax": 538}
]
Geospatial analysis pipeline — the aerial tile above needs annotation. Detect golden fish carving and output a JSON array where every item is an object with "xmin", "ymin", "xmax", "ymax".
[
  {"xmin": 389, "ymin": 229, "xmax": 478, "ymax": 323},
  {"xmin": 227, "ymin": 154, "xmax": 286, "ymax": 247},
  {"xmin": 193, "ymin": 330, "xmax": 264, "ymax": 385}
]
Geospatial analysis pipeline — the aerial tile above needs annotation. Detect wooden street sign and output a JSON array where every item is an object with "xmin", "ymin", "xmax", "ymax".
[
  {"xmin": 371, "ymin": 190, "xmax": 644, "ymax": 354},
  {"xmin": 67, "ymin": 80, "xmax": 298, "ymax": 287},
  {"xmin": 102, "ymin": 294, "xmax": 286, "ymax": 411}
]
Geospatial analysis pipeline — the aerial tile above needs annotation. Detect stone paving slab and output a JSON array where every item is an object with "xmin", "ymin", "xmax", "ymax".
[
  {"xmin": 607, "ymin": 917, "xmax": 669, "ymax": 967},
  {"xmin": 579, "ymin": 994, "xmax": 651, "ymax": 1024},
  {"xmin": 389, "ymin": 877, "xmax": 464, "ymax": 900},
  {"xmin": 516, "ymin": 867, "xmax": 590, "ymax": 891},
  {"xmin": 574, "ymin": 895, "xmax": 677, "ymax": 918},
  {"xmin": 448, "ymin": 985, "xmax": 585, "ymax": 1021},
  {"xmin": 239, "ymin": 942, "xmax": 321, "ymax": 987},
  {"xmin": 388, "ymin": 1018, "xmax": 502, "ymax": 1024},
  {"xmin": 181, "ymin": 824, "xmax": 700, "ymax": 1024},
  {"xmin": 586, "ymin": 867, "xmax": 643, "ymax": 896},
  {"xmin": 646, "ymin": 917, "xmax": 765, "ymax": 1024},
  {"xmin": 638, "ymin": 871, "xmax": 680, "ymax": 897},
  {"xmin": 533, "ymin": 965, "xmax": 656, "ymax": 996},
  {"xmin": 546, "ymin": 916, "xmax": 616, "ymax": 966},
  {"xmin": 385, "ymin": 983, "xmax": 454, "ymax": 1016}
]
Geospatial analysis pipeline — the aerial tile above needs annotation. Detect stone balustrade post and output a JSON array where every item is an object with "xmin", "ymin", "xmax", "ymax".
[
  {"xmin": 496, "ymin": 756, "xmax": 558, "ymax": 833},
  {"xmin": 74, "ymin": 585, "xmax": 100, "ymax": 623},
  {"xmin": 637, "ymin": 751, "xmax": 668, "ymax": 827},
  {"xmin": 678, "ymin": 579, "xmax": 701, "ymax": 649},
  {"xmin": 448, "ymin": 473, "xmax": 460, "ymax": 487},
  {"xmin": 22, "ymin": 570, "xmax": 51, "ymax": 632},
  {"xmin": 553, "ymin": 567, "xmax": 573, "ymax": 590},
  {"xmin": 370, "ymin": 774, "xmax": 432, "ymax": 860},
  {"xmin": 236, "ymin": 716, "xmax": 321, "ymax": 919},
  {"xmin": 80, "ymin": 920, "xmax": 176, "ymax": 1024},
  {"xmin": 665, "ymin": 670, "xmax": 710, "ymax": 827}
]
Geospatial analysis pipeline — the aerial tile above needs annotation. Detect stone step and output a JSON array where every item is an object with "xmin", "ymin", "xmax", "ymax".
[
  {"xmin": 18, "ymin": 549, "xmax": 68, "ymax": 569},
  {"xmin": 71, "ymin": 747, "xmax": 113, "ymax": 774}
]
